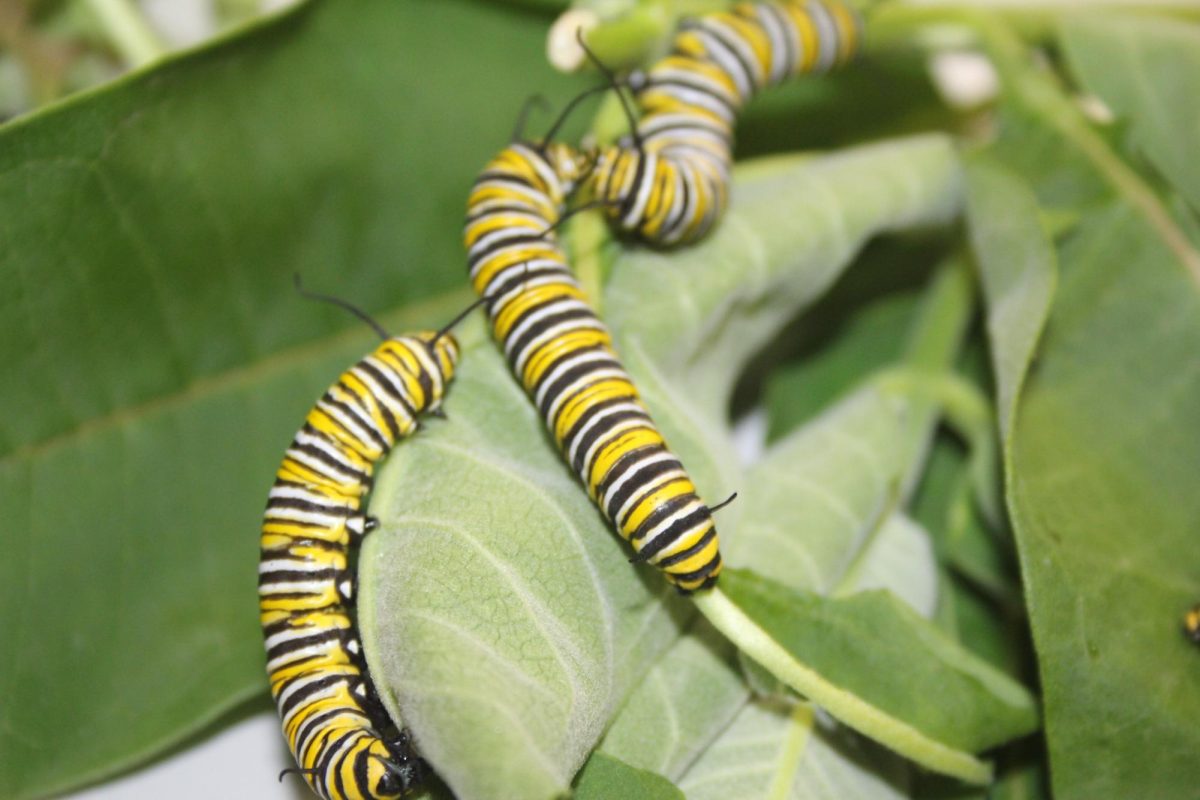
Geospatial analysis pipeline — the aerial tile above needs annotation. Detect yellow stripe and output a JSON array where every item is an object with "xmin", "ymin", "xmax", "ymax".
[
  {"xmin": 619, "ymin": 476, "xmax": 692, "ymax": 536},
  {"xmin": 521, "ymin": 329, "xmax": 611, "ymax": 390}
]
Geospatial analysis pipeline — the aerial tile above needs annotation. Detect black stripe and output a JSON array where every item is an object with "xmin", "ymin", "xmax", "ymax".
[
  {"xmin": 631, "ymin": 493, "xmax": 700, "ymax": 543},
  {"xmin": 278, "ymin": 673, "xmax": 346, "ymax": 717},
  {"xmin": 535, "ymin": 351, "xmax": 623, "ymax": 419},
  {"xmin": 357, "ymin": 359, "xmax": 417, "ymax": 421},
  {"xmin": 322, "ymin": 392, "xmax": 390, "ymax": 451},
  {"xmin": 663, "ymin": 164, "xmax": 693, "ymax": 238},
  {"xmin": 594, "ymin": 443, "xmax": 668, "ymax": 503},
  {"xmin": 614, "ymin": 473, "xmax": 691, "ymax": 530},
  {"xmin": 293, "ymin": 704, "xmax": 359, "ymax": 765},
  {"xmin": 571, "ymin": 408, "xmax": 651, "ymax": 478},
  {"xmin": 697, "ymin": 18, "xmax": 760, "ymax": 96},
  {"xmin": 473, "ymin": 169, "xmax": 536, "ymax": 190},
  {"xmin": 465, "ymin": 202, "xmax": 546, "ymax": 226},
  {"xmin": 760, "ymin": 2, "xmax": 797, "ymax": 79},
  {"xmin": 266, "ymin": 625, "xmax": 343, "ymax": 663},
  {"xmin": 261, "ymin": 590, "xmax": 342, "ymax": 604},
  {"xmin": 330, "ymin": 734, "xmax": 353, "ymax": 800},
  {"xmin": 505, "ymin": 306, "xmax": 597, "ymax": 371},
  {"xmin": 602, "ymin": 453, "xmax": 681, "ymax": 520},
  {"xmin": 483, "ymin": 262, "xmax": 572, "ymax": 309},
  {"xmin": 671, "ymin": 550, "xmax": 723, "ymax": 586},
  {"xmin": 287, "ymin": 441, "xmax": 369, "ymax": 484},
  {"xmin": 353, "ymin": 744, "xmax": 375, "ymax": 798},
  {"xmin": 656, "ymin": 524, "xmax": 717, "ymax": 568},
  {"xmin": 560, "ymin": 392, "xmax": 640, "ymax": 451},
  {"xmin": 410, "ymin": 344, "xmax": 435, "ymax": 408},
  {"xmin": 636, "ymin": 506, "xmax": 711, "ymax": 562},
  {"xmin": 618, "ymin": 150, "xmax": 649, "ymax": 222},
  {"xmin": 259, "ymin": 567, "xmax": 341, "ymax": 588},
  {"xmin": 267, "ymin": 495, "xmax": 354, "ymax": 517},
  {"xmin": 643, "ymin": 70, "xmax": 740, "ymax": 119},
  {"xmin": 335, "ymin": 380, "xmax": 397, "ymax": 449}
]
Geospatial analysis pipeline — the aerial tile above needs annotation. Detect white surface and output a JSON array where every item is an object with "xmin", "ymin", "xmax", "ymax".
[
  {"xmin": 141, "ymin": 0, "xmax": 217, "ymax": 47},
  {"xmin": 66, "ymin": 710, "xmax": 307, "ymax": 799}
]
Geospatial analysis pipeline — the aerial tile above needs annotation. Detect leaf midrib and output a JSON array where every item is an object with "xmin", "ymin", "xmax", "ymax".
[{"xmin": 0, "ymin": 287, "xmax": 475, "ymax": 464}]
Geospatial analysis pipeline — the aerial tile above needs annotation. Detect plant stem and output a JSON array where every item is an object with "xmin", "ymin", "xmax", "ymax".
[
  {"xmin": 84, "ymin": 0, "xmax": 165, "ymax": 67},
  {"xmin": 693, "ymin": 587, "xmax": 994, "ymax": 784},
  {"xmin": 902, "ymin": 253, "xmax": 974, "ymax": 372}
]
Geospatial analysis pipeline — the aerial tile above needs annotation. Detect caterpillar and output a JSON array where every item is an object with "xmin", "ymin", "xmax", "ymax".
[
  {"xmin": 260, "ymin": 281, "xmax": 480, "ymax": 799},
  {"xmin": 587, "ymin": 0, "xmax": 862, "ymax": 246},
  {"xmin": 464, "ymin": 130, "xmax": 726, "ymax": 592}
]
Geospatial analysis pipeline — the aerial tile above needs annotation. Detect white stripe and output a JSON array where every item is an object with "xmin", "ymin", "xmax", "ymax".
[
  {"xmin": 565, "ymin": 400, "xmax": 645, "ymax": 464},
  {"xmin": 635, "ymin": 498, "xmax": 704, "ymax": 553},
  {"xmin": 504, "ymin": 296, "xmax": 591, "ymax": 359},
  {"xmin": 543, "ymin": 365, "xmax": 628, "ymax": 427},
  {"xmin": 807, "ymin": 0, "xmax": 838, "ymax": 72},
  {"xmin": 577, "ymin": 416, "xmax": 652, "ymax": 487},
  {"xmin": 613, "ymin": 465, "xmax": 688, "ymax": 527},
  {"xmin": 534, "ymin": 348, "xmax": 612, "ymax": 408},
  {"xmin": 264, "ymin": 506, "xmax": 346, "ymax": 529},
  {"xmin": 513, "ymin": 316, "xmax": 607, "ymax": 377},
  {"xmin": 600, "ymin": 451, "xmax": 676, "ymax": 512}
]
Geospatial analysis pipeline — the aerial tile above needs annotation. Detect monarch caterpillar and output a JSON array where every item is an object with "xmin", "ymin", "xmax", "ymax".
[
  {"xmin": 1185, "ymin": 603, "xmax": 1200, "ymax": 644},
  {"xmin": 464, "ymin": 128, "xmax": 726, "ymax": 592},
  {"xmin": 587, "ymin": 0, "xmax": 862, "ymax": 246},
  {"xmin": 260, "ymin": 281, "xmax": 481, "ymax": 799}
]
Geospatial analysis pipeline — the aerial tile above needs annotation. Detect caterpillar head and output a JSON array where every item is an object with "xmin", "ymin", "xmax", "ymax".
[
  {"xmin": 542, "ymin": 141, "xmax": 595, "ymax": 195},
  {"xmin": 367, "ymin": 732, "xmax": 426, "ymax": 798}
]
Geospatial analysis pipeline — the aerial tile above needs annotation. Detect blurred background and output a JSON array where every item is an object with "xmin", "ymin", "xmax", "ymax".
[{"xmin": 0, "ymin": 0, "xmax": 298, "ymax": 121}]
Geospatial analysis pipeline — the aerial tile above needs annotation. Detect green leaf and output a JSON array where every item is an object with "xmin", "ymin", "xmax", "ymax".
[
  {"xmin": 703, "ymin": 570, "xmax": 1039, "ymax": 781},
  {"xmin": 605, "ymin": 136, "xmax": 965, "ymax": 414},
  {"xmin": 1006, "ymin": 200, "xmax": 1200, "ymax": 798},
  {"xmin": 763, "ymin": 237, "xmax": 938, "ymax": 439},
  {"xmin": 964, "ymin": 157, "xmax": 1057, "ymax": 442},
  {"xmin": 1060, "ymin": 14, "xmax": 1200, "ymax": 214},
  {"xmin": 597, "ymin": 619, "xmax": 746, "ymax": 780},
  {"xmin": 572, "ymin": 753, "xmax": 684, "ymax": 800},
  {"xmin": 363, "ymin": 137, "xmax": 966, "ymax": 800},
  {"xmin": 678, "ymin": 698, "xmax": 911, "ymax": 800},
  {"xmin": 0, "ymin": 0, "xmax": 586, "ymax": 796},
  {"xmin": 971, "ymin": 17, "xmax": 1200, "ymax": 798}
]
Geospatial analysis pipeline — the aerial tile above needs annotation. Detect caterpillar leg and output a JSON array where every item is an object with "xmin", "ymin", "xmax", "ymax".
[{"xmin": 348, "ymin": 513, "xmax": 380, "ymax": 541}]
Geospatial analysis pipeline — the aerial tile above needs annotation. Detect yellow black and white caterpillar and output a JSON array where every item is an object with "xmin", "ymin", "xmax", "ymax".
[
  {"xmin": 464, "ymin": 137, "xmax": 727, "ymax": 592},
  {"xmin": 260, "ymin": 283, "xmax": 478, "ymax": 799},
  {"xmin": 588, "ymin": 0, "xmax": 862, "ymax": 246}
]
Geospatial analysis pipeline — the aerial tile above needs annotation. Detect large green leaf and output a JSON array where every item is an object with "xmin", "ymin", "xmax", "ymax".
[
  {"xmin": 964, "ymin": 157, "xmax": 1056, "ymax": 442},
  {"xmin": 362, "ymin": 137, "xmax": 965, "ymax": 800},
  {"xmin": 969, "ymin": 16, "xmax": 1200, "ymax": 798},
  {"xmin": 678, "ymin": 699, "xmax": 911, "ymax": 800},
  {"xmin": 717, "ymin": 569, "xmax": 1039, "ymax": 757},
  {"xmin": 1061, "ymin": 14, "xmax": 1200, "ymax": 214},
  {"xmin": 0, "ymin": 1, "xmax": 588, "ymax": 796},
  {"xmin": 1006, "ymin": 199, "xmax": 1200, "ymax": 798}
]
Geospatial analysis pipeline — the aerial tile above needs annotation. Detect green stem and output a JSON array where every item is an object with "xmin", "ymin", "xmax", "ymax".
[
  {"xmin": 84, "ymin": 0, "xmax": 165, "ymax": 67},
  {"xmin": 765, "ymin": 702, "xmax": 815, "ymax": 800},
  {"xmin": 693, "ymin": 587, "xmax": 994, "ymax": 784},
  {"xmin": 901, "ymin": 254, "xmax": 974, "ymax": 372}
]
